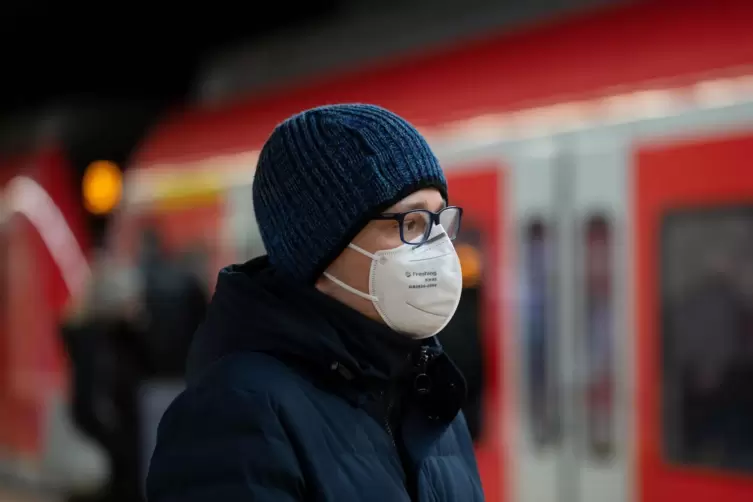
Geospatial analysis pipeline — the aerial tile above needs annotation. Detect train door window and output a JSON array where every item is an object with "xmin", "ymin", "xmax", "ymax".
[
  {"xmin": 583, "ymin": 214, "xmax": 615, "ymax": 460},
  {"xmin": 523, "ymin": 218, "xmax": 560, "ymax": 448},
  {"xmin": 661, "ymin": 208, "xmax": 753, "ymax": 474}
]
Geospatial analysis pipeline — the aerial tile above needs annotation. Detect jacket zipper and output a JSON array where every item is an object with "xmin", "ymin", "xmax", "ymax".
[
  {"xmin": 414, "ymin": 346, "xmax": 432, "ymax": 395},
  {"xmin": 416, "ymin": 346, "xmax": 430, "ymax": 374},
  {"xmin": 384, "ymin": 347, "xmax": 433, "ymax": 446}
]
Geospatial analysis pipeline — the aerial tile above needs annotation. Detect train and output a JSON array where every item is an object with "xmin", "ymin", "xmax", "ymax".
[{"xmin": 3, "ymin": 1, "xmax": 753, "ymax": 500}]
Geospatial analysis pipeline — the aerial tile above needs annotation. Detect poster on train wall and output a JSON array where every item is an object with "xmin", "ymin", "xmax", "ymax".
[{"xmin": 443, "ymin": 162, "xmax": 504, "ymax": 502}]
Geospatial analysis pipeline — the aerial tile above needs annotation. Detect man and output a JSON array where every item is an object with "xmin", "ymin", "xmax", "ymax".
[{"xmin": 146, "ymin": 104, "xmax": 485, "ymax": 501}]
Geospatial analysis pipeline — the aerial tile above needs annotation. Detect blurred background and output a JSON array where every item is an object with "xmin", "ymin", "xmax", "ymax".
[{"xmin": 2, "ymin": 0, "xmax": 753, "ymax": 501}]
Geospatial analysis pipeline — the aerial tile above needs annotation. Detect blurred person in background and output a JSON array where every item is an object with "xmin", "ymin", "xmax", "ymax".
[
  {"xmin": 60, "ymin": 251, "xmax": 149, "ymax": 502},
  {"xmin": 137, "ymin": 229, "xmax": 208, "ymax": 378},
  {"xmin": 61, "ymin": 231, "xmax": 208, "ymax": 502},
  {"xmin": 147, "ymin": 104, "xmax": 484, "ymax": 501}
]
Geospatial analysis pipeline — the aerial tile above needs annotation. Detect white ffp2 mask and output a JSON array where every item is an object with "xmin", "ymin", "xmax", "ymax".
[{"xmin": 323, "ymin": 227, "xmax": 463, "ymax": 339}]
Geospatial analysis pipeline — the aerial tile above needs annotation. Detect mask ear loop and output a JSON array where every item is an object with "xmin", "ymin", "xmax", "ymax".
[
  {"xmin": 321, "ymin": 243, "xmax": 381, "ymax": 302},
  {"xmin": 322, "ymin": 272, "xmax": 378, "ymax": 302},
  {"xmin": 348, "ymin": 243, "xmax": 378, "ymax": 260}
]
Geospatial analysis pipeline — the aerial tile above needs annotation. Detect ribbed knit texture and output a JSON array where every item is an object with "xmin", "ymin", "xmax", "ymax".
[{"xmin": 252, "ymin": 104, "xmax": 448, "ymax": 283}]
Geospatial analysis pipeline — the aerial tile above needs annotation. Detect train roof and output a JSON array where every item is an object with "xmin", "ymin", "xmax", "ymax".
[{"xmin": 132, "ymin": 0, "xmax": 753, "ymax": 168}]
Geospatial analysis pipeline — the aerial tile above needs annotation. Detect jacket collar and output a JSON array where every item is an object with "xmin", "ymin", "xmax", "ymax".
[{"xmin": 187, "ymin": 257, "xmax": 466, "ymax": 422}]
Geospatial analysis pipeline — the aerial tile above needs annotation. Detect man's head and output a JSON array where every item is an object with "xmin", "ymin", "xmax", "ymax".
[
  {"xmin": 317, "ymin": 187, "xmax": 446, "ymax": 320},
  {"xmin": 252, "ymin": 104, "xmax": 460, "ymax": 332}
]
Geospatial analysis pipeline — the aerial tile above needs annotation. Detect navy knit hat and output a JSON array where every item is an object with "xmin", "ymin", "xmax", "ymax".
[{"xmin": 252, "ymin": 104, "xmax": 448, "ymax": 283}]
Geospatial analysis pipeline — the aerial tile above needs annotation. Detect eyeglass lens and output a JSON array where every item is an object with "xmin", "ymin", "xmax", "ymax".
[{"xmin": 401, "ymin": 207, "xmax": 461, "ymax": 244}]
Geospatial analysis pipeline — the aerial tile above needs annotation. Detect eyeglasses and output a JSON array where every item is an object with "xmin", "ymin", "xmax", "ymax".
[{"xmin": 373, "ymin": 206, "xmax": 463, "ymax": 246}]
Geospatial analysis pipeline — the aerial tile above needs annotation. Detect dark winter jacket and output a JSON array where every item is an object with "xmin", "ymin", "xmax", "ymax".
[{"xmin": 146, "ymin": 257, "xmax": 485, "ymax": 501}]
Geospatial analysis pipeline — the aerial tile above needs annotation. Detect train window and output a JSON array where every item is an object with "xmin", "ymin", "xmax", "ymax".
[
  {"xmin": 522, "ymin": 218, "xmax": 560, "ymax": 448},
  {"xmin": 661, "ymin": 208, "xmax": 753, "ymax": 474},
  {"xmin": 583, "ymin": 214, "xmax": 615, "ymax": 461}
]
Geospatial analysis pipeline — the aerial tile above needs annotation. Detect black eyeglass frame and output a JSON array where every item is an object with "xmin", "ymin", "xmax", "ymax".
[{"xmin": 372, "ymin": 206, "xmax": 464, "ymax": 246}]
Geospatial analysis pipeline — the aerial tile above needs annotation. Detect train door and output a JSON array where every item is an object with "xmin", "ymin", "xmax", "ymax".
[
  {"xmin": 509, "ymin": 136, "xmax": 565, "ymax": 502},
  {"xmin": 632, "ymin": 101, "xmax": 753, "ymax": 502},
  {"xmin": 569, "ymin": 126, "xmax": 631, "ymax": 502},
  {"xmin": 508, "ymin": 131, "xmax": 630, "ymax": 502}
]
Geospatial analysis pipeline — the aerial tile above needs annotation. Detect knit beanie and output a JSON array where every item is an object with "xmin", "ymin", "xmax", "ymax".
[{"xmin": 252, "ymin": 104, "xmax": 448, "ymax": 283}]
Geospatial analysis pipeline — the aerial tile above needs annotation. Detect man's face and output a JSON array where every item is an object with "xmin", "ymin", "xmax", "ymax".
[{"xmin": 317, "ymin": 188, "xmax": 446, "ymax": 322}]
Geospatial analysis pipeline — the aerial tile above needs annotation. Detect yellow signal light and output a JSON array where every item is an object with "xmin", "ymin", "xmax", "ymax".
[{"xmin": 82, "ymin": 160, "xmax": 123, "ymax": 215}]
